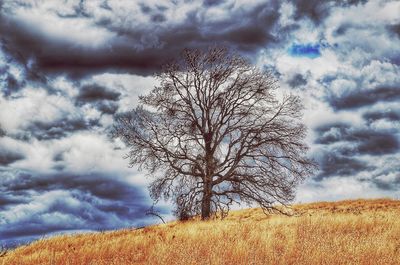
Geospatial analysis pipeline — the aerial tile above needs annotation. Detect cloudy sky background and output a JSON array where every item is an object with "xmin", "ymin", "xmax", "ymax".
[{"xmin": 1, "ymin": 0, "xmax": 399, "ymax": 247}]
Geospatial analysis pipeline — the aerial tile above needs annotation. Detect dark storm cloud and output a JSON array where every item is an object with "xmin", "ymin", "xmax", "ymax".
[
  {"xmin": 314, "ymin": 122, "xmax": 349, "ymax": 144},
  {"xmin": 3, "ymin": 172, "xmax": 145, "ymax": 208},
  {"xmin": 315, "ymin": 153, "xmax": 371, "ymax": 180},
  {"xmin": 0, "ymin": 0, "xmax": 372, "ymax": 80},
  {"xmin": 75, "ymin": 84, "xmax": 121, "ymax": 114},
  {"xmin": 373, "ymin": 179, "xmax": 398, "ymax": 190},
  {"xmin": 139, "ymin": 3, "xmax": 168, "ymax": 14},
  {"xmin": 94, "ymin": 101, "xmax": 119, "ymax": 115},
  {"xmin": 387, "ymin": 23, "xmax": 400, "ymax": 38},
  {"xmin": 0, "ymin": 51, "xmax": 50, "ymax": 111},
  {"xmin": 293, "ymin": 0, "xmax": 331, "ymax": 24},
  {"xmin": 137, "ymin": 3, "xmax": 168, "ymax": 23},
  {"xmin": 77, "ymin": 84, "xmax": 121, "ymax": 103},
  {"xmin": 21, "ymin": 118, "xmax": 99, "ymax": 140},
  {"xmin": 0, "ymin": 13, "xmax": 138, "ymax": 77},
  {"xmin": 329, "ymin": 87, "xmax": 400, "ymax": 110},
  {"xmin": 203, "ymin": 0, "xmax": 226, "ymax": 6},
  {"xmin": 0, "ymin": 56, "xmax": 25, "ymax": 96},
  {"xmin": 0, "ymin": 18, "xmax": 168, "ymax": 77},
  {"xmin": 363, "ymin": 110, "xmax": 400, "ymax": 123},
  {"xmin": 2, "ymin": 212, "xmax": 83, "ymax": 238},
  {"xmin": 288, "ymin": 73, "xmax": 308, "ymax": 88},
  {"xmin": 0, "ymin": 70, "xmax": 25, "ymax": 96},
  {"xmin": 0, "ymin": 149, "xmax": 24, "ymax": 166},
  {"xmin": 0, "ymin": 193, "xmax": 28, "ymax": 209},
  {"xmin": 0, "ymin": 0, "xmax": 282, "ymax": 77},
  {"xmin": 371, "ymin": 174, "xmax": 400, "ymax": 191},
  {"xmin": 356, "ymin": 133, "xmax": 399, "ymax": 155},
  {"xmin": 203, "ymin": 2, "xmax": 281, "ymax": 51},
  {"xmin": 0, "ymin": 171, "xmax": 156, "ymax": 246},
  {"xmin": 315, "ymin": 123, "xmax": 399, "ymax": 156},
  {"xmin": 292, "ymin": 0, "xmax": 367, "ymax": 24},
  {"xmin": 221, "ymin": 25, "xmax": 274, "ymax": 49},
  {"xmin": 312, "ymin": 119, "xmax": 399, "ymax": 180}
]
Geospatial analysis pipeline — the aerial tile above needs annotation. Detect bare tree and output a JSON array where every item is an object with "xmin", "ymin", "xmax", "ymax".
[{"xmin": 113, "ymin": 47, "xmax": 315, "ymax": 220}]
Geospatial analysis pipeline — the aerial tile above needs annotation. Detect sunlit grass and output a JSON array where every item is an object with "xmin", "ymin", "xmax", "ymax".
[{"xmin": 3, "ymin": 198, "xmax": 400, "ymax": 264}]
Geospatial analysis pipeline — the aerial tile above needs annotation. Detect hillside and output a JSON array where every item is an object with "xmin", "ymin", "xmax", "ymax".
[{"xmin": 3, "ymin": 199, "xmax": 400, "ymax": 265}]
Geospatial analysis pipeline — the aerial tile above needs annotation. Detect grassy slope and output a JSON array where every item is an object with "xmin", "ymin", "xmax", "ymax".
[{"xmin": 3, "ymin": 199, "xmax": 400, "ymax": 265}]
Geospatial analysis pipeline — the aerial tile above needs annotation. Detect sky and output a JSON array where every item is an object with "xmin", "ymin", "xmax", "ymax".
[{"xmin": 0, "ymin": 0, "xmax": 399, "ymax": 247}]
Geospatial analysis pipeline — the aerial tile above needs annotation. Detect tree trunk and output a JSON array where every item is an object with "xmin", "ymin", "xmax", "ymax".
[
  {"xmin": 201, "ymin": 181, "xmax": 212, "ymax": 220},
  {"xmin": 202, "ymin": 131, "xmax": 214, "ymax": 220}
]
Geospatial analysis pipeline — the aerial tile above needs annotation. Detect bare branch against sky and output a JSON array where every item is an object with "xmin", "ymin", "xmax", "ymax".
[{"xmin": 113, "ymin": 47, "xmax": 316, "ymax": 219}]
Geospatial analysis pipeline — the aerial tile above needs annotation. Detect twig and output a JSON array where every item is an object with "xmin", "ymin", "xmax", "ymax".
[{"xmin": 146, "ymin": 206, "xmax": 166, "ymax": 224}]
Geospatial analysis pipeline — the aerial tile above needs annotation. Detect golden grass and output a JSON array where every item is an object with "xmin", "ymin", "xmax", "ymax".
[{"xmin": 3, "ymin": 198, "xmax": 400, "ymax": 265}]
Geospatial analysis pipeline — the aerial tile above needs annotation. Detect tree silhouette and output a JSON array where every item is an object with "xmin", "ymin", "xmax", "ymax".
[{"xmin": 113, "ymin": 47, "xmax": 315, "ymax": 220}]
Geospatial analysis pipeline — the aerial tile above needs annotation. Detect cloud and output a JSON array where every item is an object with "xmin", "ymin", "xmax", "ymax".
[
  {"xmin": 292, "ymin": 0, "xmax": 331, "ymax": 24},
  {"xmin": 0, "ymin": 0, "xmax": 285, "ymax": 77},
  {"xmin": 292, "ymin": 0, "xmax": 370, "ymax": 25},
  {"xmin": 0, "ymin": 171, "xmax": 156, "ymax": 247},
  {"xmin": 257, "ymin": 0, "xmax": 400, "ymax": 195},
  {"xmin": 93, "ymin": 101, "xmax": 119, "ymax": 115},
  {"xmin": 0, "ymin": 70, "xmax": 24, "ymax": 96},
  {"xmin": 371, "ymin": 170, "xmax": 400, "ymax": 191},
  {"xmin": 75, "ymin": 83, "xmax": 121, "ymax": 115},
  {"xmin": 0, "ymin": 137, "xmax": 26, "ymax": 166},
  {"xmin": 388, "ymin": 23, "xmax": 400, "ymax": 38},
  {"xmin": 296, "ymin": 174, "xmax": 399, "ymax": 203},
  {"xmin": 315, "ymin": 122, "xmax": 399, "ymax": 155},
  {"xmin": 77, "ymin": 84, "xmax": 121, "ymax": 103},
  {"xmin": 287, "ymin": 73, "xmax": 308, "ymax": 88},
  {"xmin": 25, "ymin": 118, "xmax": 98, "ymax": 141},
  {"xmin": 0, "ymin": 86, "xmax": 101, "ymax": 141},
  {"xmin": 363, "ymin": 109, "xmax": 400, "ymax": 123},
  {"xmin": 312, "ymin": 118, "xmax": 399, "ymax": 183},
  {"xmin": 0, "ymin": 149, "xmax": 24, "ymax": 166},
  {"xmin": 0, "ymin": 0, "xmax": 400, "ymax": 249},
  {"xmin": 329, "ymin": 86, "xmax": 400, "ymax": 110},
  {"xmin": 315, "ymin": 152, "xmax": 371, "ymax": 180}
]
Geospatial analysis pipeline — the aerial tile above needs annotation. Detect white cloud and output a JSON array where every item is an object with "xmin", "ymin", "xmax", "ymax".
[
  {"xmin": 90, "ymin": 73, "xmax": 157, "ymax": 112},
  {"xmin": 0, "ymin": 88, "xmax": 77, "ymax": 132},
  {"xmin": 4, "ymin": 1, "xmax": 114, "ymax": 48},
  {"xmin": 296, "ymin": 176, "xmax": 399, "ymax": 203}
]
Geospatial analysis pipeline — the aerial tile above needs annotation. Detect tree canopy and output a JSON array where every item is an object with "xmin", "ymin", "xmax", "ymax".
[{"xmin": 113, "ymin": 47, "xmax": 315, "ymax": 219}]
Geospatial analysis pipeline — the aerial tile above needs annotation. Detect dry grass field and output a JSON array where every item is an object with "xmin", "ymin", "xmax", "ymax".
[{"xmin": 2, "ymin": 198, "xmax": 400, "ymax": 265}]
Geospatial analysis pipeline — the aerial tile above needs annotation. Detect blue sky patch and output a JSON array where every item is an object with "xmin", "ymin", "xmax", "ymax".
[{"xmin": 288, "ymin": 43, "xmax": 321, "ymax": 58}]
